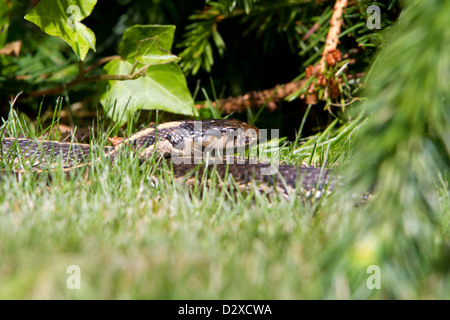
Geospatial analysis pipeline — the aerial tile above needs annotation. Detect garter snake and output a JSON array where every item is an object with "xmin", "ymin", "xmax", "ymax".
[{"xmin": 0, "ymin": 119, "xmax": 335, "ymax": 197}]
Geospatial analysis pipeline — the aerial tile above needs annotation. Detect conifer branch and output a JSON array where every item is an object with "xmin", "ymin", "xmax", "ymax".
[
  {"xmin": 319, "ymin": 0, "xmax": 348, "ymax": 72},
  {"xmin": 195, "ymin": 80, "xmax": 307, "ymax": 113}
]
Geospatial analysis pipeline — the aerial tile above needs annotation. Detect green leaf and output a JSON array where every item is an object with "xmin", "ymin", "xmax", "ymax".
[
  {"xmin": 99, "ymin": 59, "xmax": 195, "ymax": 124},
  {"xmin": 24, "ymin": 0, "xmax": 96, "ymax": 61},
  {"xmin": 118, "ymin": 25, "xmax": 176, "ymax": 60},
  {"xmin": 135, "ymin": 36, "xmax": 180, "ymax": 66},
  {"xmin": 0, "ymin": 0, "xmax": 12, "ymax": 48}
]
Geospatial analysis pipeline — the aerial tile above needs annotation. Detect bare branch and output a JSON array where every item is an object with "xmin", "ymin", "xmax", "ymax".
[
  {"xmin": 28, "ymin": 60, "xmax": 147, "ymax": 97},
  {"xmin": 84, "ymin": 55, "xmax": 121, "ymax": 74},
  {"xmin": 195, "ymin": 80, "xmax": 307, "ymax": 113},
  {"xmin": 319, "ymin": 0, "xmax": 348, "ymax": 72}
]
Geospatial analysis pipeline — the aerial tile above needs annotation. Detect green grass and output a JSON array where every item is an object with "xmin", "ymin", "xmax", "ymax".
[{"xmin": 0, "ymin": 110, "xmax": 448, "ymax": 299}]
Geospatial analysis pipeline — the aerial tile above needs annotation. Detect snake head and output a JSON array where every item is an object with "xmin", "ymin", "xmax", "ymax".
[
  {"xmin": 119, "ymin": 119, "xmax": 259, "ymax": 160},
  {"xmin": 187, "ymin": 119, "xmax": 259, "ymax": 157}
]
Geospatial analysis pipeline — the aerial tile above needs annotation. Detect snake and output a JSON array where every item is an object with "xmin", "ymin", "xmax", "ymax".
[{"xmin": 0, "ymin": 119, "xmax": 335, "ymax": 198}]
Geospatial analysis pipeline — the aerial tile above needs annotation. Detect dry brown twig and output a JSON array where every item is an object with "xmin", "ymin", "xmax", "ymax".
[
  {"xmin": 301, "ymin": 0, "xmax": 348, "ymax": 104},
  {"xmin": 319, "ymin": 0, "xmax": 348, "ymax": 73},
  {"xmin": 195, "ymin": 80, "xmax": 308, "ymax": 113}
]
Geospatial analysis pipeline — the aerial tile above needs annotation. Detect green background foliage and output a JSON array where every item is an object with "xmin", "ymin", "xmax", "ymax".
[{"xmin": 1, "ymin": 0, "xmax": 398, "ymax": 135}]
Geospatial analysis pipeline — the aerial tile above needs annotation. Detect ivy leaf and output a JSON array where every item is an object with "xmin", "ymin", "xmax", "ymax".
[
  {"xmin": 135, "ymin": 36, "xmax": 181, "ymax": 66},
  {"xmin": 99, "ymin": 59, "xmax": 195, "ymax": 124},
  {"xmin": 24, "ymin": 0, "xmax": 97, "ymax": 61},
  {"xmin": 118, "ymin": 25, "xmax": 176, "ymax": 60},
  {"xmin": 0, "ymin": 0, "xmax": 13, "ymax": 48},
  {"xmin": 99, "ymin": 24, "xmax": 194, "ymax": 123}
]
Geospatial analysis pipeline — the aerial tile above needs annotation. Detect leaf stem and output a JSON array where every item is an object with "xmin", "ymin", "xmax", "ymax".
[
  {"xmin": 28, "ymin": 65, "xmax": 147, "ymax": 97},
  {"xmin": 129, "ymin": 60, "xmax": 139, "ymax": 75},
  {"xmin": 78, "ymin": 60, "xmax": 85, "ymax": 79}
]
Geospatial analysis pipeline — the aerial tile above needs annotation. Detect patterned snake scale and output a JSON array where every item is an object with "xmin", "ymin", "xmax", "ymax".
[{"xmin": 0, "ymin": 119, "xmax": 336, "ymax": 198}]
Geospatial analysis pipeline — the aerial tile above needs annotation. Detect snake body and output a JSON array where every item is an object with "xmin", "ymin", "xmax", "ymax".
[{"xmin": 0, "ymin": 119, "xmax": 335, "ymax": 197}]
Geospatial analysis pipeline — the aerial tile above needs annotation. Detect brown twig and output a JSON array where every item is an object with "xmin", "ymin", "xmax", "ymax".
[
  {"xmin": 28, "ymin": 57, "xmax": 147, "ymax": 97},
  {"xmin": 83, "ymin": 55, "xmax": 120, "ymax": 74},
  {"xmin": 77, "ymin": 60, "xmax": 85, "ymax": 78},
  {"xmin": 319, "ymin": 0, "xmax": 348, "ymax": 72},
  {"xmin": 299, "ymin": 0, "xmax": 348, "ymax": 104},
  {"xmin": 195, "ymin": 80, "xmax": 307, "ymax": 113}
]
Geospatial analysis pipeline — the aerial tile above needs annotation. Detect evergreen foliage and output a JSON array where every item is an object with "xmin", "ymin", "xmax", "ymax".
[{"xmin": 341, "ymin": 0, "xmax": 449, "ymax": 297}]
